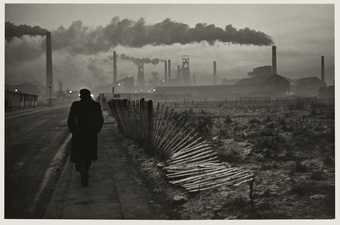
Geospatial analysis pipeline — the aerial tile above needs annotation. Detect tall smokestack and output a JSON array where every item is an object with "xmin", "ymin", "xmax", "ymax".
[
  {"xmin": 321, "ymin": 56, "xmax": 325, "ymax": 83},
  {"xmin": 113, "ymin": 51, "xmax": 117, "ymax": 86},
  {"xmin": 58, "ymin": 81, "xmax": 63, "ymax": 93},
  {"xmin": 137, "ymin": 63, "xmax": 144, "ymax": 89},
  {"xmin": 213, "ymin": 61, "xmax": 217, "ymax": 85},
  {"xmin": 168, "ymin": 59, "xmax": 171, "ymax": 81},
  {"xmin": 177, "ymin": 65, "xmax": 181, "ymax": 80},
  {"xmin": 46, "ymin": 32, "xmax": 53, "ymax": 106},
  {"xmin": 182, "ymin": 57, "xmax": 191, "ymax": 85},
  {"xmin": 164, "ymin": 60, "xmax": 168, "ymax": 83},
  {"xmin": 272, "ymin": 45, "xmax": 277, "ymax": 75}
]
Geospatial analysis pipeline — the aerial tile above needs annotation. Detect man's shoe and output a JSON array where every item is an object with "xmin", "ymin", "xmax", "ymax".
[{"xmin": 81, "ymin": 173, "xmax": 88, "ymax": 187}]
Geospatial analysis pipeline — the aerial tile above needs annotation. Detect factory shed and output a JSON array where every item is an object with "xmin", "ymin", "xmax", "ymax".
[
  {"xmin": 318, "ymin": 85, "xmax": 334, "ymax": 99},
  {"xmin": 234, "ymin": 73, "xmax": 290, "ymax": 96},
  {"xmin": 295, "ymin": 77, "xmax": 326, "ymax": 97}
]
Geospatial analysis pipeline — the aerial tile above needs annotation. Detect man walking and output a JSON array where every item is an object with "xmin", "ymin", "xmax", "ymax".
[{"xmin": 67, "ymin": 89, "xmax": 104, "ymax": 187}]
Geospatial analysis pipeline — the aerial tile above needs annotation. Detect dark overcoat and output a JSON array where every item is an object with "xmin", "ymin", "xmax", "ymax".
[{"xmin": 67, "ymin": 99, "xmax": 104, "ymax": 163}]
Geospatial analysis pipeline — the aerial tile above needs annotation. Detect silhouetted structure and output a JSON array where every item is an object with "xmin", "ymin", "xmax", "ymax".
[
  {"xmin": 113, "ymin": 51, "xmax": 117, "ymax": 87},
  {"xmin": 295, "ymin": 77, "xmax": 326, "ymax": 97},
  {"xmin": 164, "ymin": 60, "xmax": 168, "ymax": 84},
  {"xmin": 318, "ymin": 85, "xmax": 334, "ymax": 99},
  {"xmin": 272, "ymin": 45, "xmax": 277, "ymax": 75},
  {"xmin": 137, "ymin": 63, "xmax": 145, "ymax": 89},
  {"xmin": 321, "ymin": 56, "xmax": 325, "ymax": 82},
  {"xmin": 248, "ymin": 66, "xmax": 272, "ymax": 77},
  {"xmin": 168, "ymin": 59, "xmax": 171, "ymax": 82},
  {"xmin": 234, "ymin": 73, "xmax": 290, "ymax": 96},
  {"xmin": 181, "ymin": 56, "xmax": 191, "ymax": 85},
  {"xmin": 213, "ymin": 61, "xmax": 217, "ymax": 85},
  {"xmin": 155, "ymin": 46, "xmax": 290, "ymax": 99}
]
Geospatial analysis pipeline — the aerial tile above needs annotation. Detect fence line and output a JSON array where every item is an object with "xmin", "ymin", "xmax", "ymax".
[{"xmin": 108, "ymin": 98, "xmax": 255, "ymax": 197}]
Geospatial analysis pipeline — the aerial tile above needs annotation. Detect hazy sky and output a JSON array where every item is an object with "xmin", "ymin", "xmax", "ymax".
[{"xmin": 5, "ymin": 4, "xmax": 335, "ymax": 89}]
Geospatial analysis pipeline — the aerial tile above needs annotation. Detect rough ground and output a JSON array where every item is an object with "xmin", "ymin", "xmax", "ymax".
[
  {"xmin": 145, "ymin": 100, "xmax": 335, "ymax": 219},
  {"xmin": 9, "ymin": 100, "xmax": 333, "ymax": 219},
  {"xmin": 110, "ymin": 100, "xmax": 335, "ymax": 219}
]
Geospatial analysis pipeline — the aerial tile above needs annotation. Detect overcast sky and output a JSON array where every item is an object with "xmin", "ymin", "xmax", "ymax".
[{"xmin": 5, "ymin": 4, "xmax": 334, "ymax": 89}]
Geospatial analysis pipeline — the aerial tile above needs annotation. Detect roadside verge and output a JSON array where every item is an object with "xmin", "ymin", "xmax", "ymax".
[{"xmin": 28, "ymin": 133, "xmax": 71, "ymax": 218}]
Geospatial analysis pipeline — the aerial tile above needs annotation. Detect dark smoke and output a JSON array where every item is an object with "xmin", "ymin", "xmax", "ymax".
[
  {"xmin": 6, "ymin": 18, "xmax": 273, "ymax": 55},
  {"xmin": 5, "ymin": 21, "xmax": 48, "ymax": 41},
  {"xmin": 5, "ymin": 18, "xmax": 274, "ymax": 89},
  {"xmin": 51, "ymin": 17, "xmax": 273, "ymax": 54},
  {"xmin": 119, "ymin": 53, "xmax": 161, "ymax": 65}
]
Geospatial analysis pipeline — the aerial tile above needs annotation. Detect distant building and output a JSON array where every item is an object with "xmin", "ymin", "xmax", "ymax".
[
  {"xmin": 248, "ymin": 65, "xmax": 272, "ymax": 77},
  {"xmin": 318, "ymin": 85, "xmax": 334, "ymax": 99},
  {"xmin": 5, "ymin": 82, "xmax": 42, "ymax": 95},
  {"xmin": 295, "ymin": 77, "xmax": 326, "ymax": 97},
  {"xmin": 234, "ymin": 65, "xmax": 290, "ymax": 97},
  {"xmin": 155, "ymin": 65, "xmax": 290, "ymax": 99},
  {"xmin": 234, "ymin": 73, "xmax": 290, "ymax": 97}
]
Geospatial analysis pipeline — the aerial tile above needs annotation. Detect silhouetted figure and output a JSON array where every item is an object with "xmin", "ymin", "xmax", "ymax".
[{"xmin": 67, "ymin": 89, "xmax": 104, "ymax": 187}]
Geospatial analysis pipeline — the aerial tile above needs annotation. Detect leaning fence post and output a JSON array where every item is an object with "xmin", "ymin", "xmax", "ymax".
[
  {"xmin": 145, "ymin": 100, "xmax": 153, "ymax": 154},
  {"xmin": 140, "ymin": 98, "xmax": 145, "ymax": 144},
  {"xmin": 249, "ymin": 176, "xmax": 255, "ymax": 208}
]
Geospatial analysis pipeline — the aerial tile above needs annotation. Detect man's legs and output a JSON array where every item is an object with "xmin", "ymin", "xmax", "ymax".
[{"xmin": 77, "ymin": 160, "xmax": 92, "ymax": 187}]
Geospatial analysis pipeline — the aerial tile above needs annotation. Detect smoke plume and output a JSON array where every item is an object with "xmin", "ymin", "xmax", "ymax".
[
  {"xmin": 5, "ymin": 22, "xmax": 48, "ymax": 41},
  {"xmin": 6, "ymin": 17, "xmax": 273, "ymax": 55},
  {"xmin": 5, "ymin": 18, "xmax": 274, "ymax": 91},
  {"xmin": 119, "ymin": 53, "xmax": 161, "ymax": 65},
  {"xmin": 51, "ymin": 17, "xmax": 273, "ymax": 54}
]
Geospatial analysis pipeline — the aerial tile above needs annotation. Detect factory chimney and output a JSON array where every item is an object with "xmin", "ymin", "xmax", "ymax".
[
  {"xmin": 164, "ymin": 60, "xmax": 168, "ymax": 84},
  {"xmin": 137, "ymin": 63, "xmax": 145, "ymax": 89},
  {"xmin": 58, "ymin": 81, "xmax": 63, "ymax": 93},
  {"xmin": 168, "ymin": 59, "xmax": 171, "ymax": 82},
  {"xmin": 181, "ymin": 56, "xmax": 191, "ymax": 85},
  {"xmin": 177, "ymin": 65, "xmax": 181, "ymax": 80},
  {"xmin": 321, "ymin": 56, "xmax": 325, "ymax": 83},
  {"xmin": 113, "ymin": 51, "xmax": 117, "ymax": 86},
  {"xmin": 46, "ymin": 32, "xmax": 53, "ymax": 106},
  {"xmin": 213, "ymin": 61, "xmax": 217, "ymax": 85},
  {"xmin": 272, "ymin": 45, "xmax": 277, "ymax": 75}
]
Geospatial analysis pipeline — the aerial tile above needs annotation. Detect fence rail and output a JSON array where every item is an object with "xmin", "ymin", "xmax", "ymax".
[{"xmin": 108, "ymin": 98, "xmax": 255, "ymax": 196}]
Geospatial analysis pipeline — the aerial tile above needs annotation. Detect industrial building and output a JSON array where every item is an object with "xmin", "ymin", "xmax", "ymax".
[
  {"xmin": 109, "ymin": 46, "xmax": 329, "ymax": 100},
  {"xmin": 155, "ymin": 45, "xmax": 291, "ymax": 99},
  {"xmin": 294, "ymin": 77, "xmax": 326, "ymax": 97},
  {"xmin": 318, "ymin": 85, "xmax": 334, "ymax": 99}
]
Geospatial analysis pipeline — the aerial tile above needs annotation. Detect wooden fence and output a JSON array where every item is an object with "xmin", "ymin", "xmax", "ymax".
[{"xmin": 108, "ymin": 98, "xmax": 255, "ymax": 197}]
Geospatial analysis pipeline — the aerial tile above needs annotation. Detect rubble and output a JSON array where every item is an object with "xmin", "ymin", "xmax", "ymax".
[
  {"xmin": 217, "ymin": 139, "xmax": 253, "ymax": 161},
  {"xmin": 300, "ymin": 158, "xmax": 324, "ymax": 172},
  {"xmin": 310, "ymin": 194, "xmax": 327, "ymax": 201}
]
